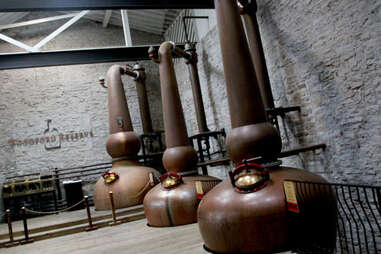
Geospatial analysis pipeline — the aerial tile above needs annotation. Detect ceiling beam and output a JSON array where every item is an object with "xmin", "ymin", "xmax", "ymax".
[
  {"xmin": 0, "ymin": 13, "xmax": 78, "ymax": 31},
  {"xmin": 129, "ymin": 24, "xmax": 163, "ymax": 35},
  {"xmin": 129, "ymin": 23, "xmax": 163, "ymax": 33},
  {"xmin": 127, "ymin": 10, "xmax": 177, "ymax": 21},
  {"xmin": 0, "ymin": 0, "xmax": 214, "ymax": 12},
  {"xmin": 0, "ymin": 44, "xmax": 185, "ymax": 70},
  {"xmin": 128, "ymin": 10, "xmax": 179, "ymax": 19},
  {"xmin": 0, "ymin": 33, "xmax": 35, "ymax": 52},
  {"xmin": 32, "ymin": 10, "xmax": 89, "ymax": 51},
  {"xmin": 121, "ymin": 10, "xmax": 132, "ymax": 46},
  {"xmin": 102, "ymin": 10, "xmax": 113, "ymax": 27},
  {"xmin": 112, "ymin": 16, "xmax": 171, "ymax": 30}
]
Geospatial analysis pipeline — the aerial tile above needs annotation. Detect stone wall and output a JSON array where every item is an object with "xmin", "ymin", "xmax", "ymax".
[
  {"xmin": 257, "ymin": 0, "xmax": 380, "ymax": 185},
  {"xmin": 171, "ymin": 0, "xmax": 380, "ymax": 185},
  {"xmin": 0, "ymin": 13, "xmax": 164, "ymax": 180}
]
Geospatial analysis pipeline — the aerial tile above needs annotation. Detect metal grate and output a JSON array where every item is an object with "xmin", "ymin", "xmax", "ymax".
[
  {"xmin": 198, "ymin": 179, "xmax": 222, "ymax": 194},
  {"xmin": 164, "ymin": 9, "xmax": 198, "ymax": 44},
  {"xmin": 189, "ymin": 129, "xmax": 227, "ymax": 163},
  {"xmin": 288, "ymin": 180, "xmax": 381, "ymax": 254}
]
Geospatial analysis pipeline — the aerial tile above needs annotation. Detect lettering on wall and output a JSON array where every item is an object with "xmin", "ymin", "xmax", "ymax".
[
  {"xmin": 44, "ymin": 119, "xmax": 61, "ymax": 150},
  {"xmin": 8, "ymin": 119, "xmax": 94, "ymax": 150}
]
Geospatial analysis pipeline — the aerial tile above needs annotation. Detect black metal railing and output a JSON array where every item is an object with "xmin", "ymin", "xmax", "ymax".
[
  {"xmin": 287, "ymin": 180, "xmax": 381, "ymax": 254},
  {"xmin": 140, "ymin": 131, "xmax": 166, "ymax": 172},
  {"xmin": 189, "ymin": 129, "xmax": 228, "ymax": 175}
]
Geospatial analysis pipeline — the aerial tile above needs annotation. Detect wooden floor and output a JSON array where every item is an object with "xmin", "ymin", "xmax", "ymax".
[
  {"xmin": 0, "ymin": 209, "xmax": 292, "ymax": 254},
  {"xmin": 0, "ymin": 205, "xmax": 130, "ymax": 235},
  {"xmin": 2, "ymin": 218, "xmax": 207, "ymax": 254}
]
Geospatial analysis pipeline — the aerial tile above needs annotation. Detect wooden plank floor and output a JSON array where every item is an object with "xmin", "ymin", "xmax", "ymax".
[
  {"xmin": 1, "ymin": 209, "xmax": 293, "ymax": 254},
  {"xmin": 0, "ymin": 205, "xmax": 143, "ymax": 235},
  {"xmin": 1, "ymin": 218, "xmax": 208, "ymax": 254}
]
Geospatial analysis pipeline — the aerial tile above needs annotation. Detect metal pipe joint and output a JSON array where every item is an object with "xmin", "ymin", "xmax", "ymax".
[
  {"xmin": 170, "ymin": 42, "xmax": 193, "ymax": 62},
  {"xmin": 148, "ymin": 46, "xmax": 160, "ymax": 63},
  {"xmin": 238, "ymin": 0, "xmax": 257, "ymax": 14},
  {"xmin": 124, "ymin": 64, "xmax": 146, "ymax": 81}
]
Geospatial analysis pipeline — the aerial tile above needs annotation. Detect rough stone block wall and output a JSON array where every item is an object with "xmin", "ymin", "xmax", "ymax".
[
  {"xmin": 0, "ymin": 13, "xmax": 164, "ymax": 184},
  {"xmin": 257, "ymin": 0, "xmax": 380, "ymax": 185},
  {"xmin": 172, "ymin": 0, "xmax": 380, "ymax": 184}
]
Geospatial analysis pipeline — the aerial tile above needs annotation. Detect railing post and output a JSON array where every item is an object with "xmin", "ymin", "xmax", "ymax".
[
  {"xmin": 20, "ymin": 207, "xmax": 34, "ymax": 244},
  {"xmin": 4, "ymin": 209, "xmax": 19, "ymax": 247},
  {"xmin": 84, "ymin": 196, "xmax": 98, "ymax": 231},
  {"xmin": 109, "ymin": 191, "xmax": 121, "ymax": 226},
  {"xmin": 54, "ymin": 167, "xmax": 62, "ymax": 201}
]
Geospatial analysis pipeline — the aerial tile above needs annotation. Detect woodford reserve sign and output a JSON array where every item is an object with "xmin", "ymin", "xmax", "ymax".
[{"xmin": 8, "ymin": 119, "xmax": 94, "ymax": 150}]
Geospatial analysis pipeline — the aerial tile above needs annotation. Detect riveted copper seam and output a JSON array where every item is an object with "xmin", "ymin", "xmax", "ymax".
[{"xmin": 165, "ymin": 195, "xmax": 174, "ymax": 226}]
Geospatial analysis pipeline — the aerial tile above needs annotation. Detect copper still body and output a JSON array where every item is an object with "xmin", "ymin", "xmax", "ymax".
[
  {"xmin": 93, "ymin": 65, "xmax": 160, "ymax": 210},
  {"xmin": 143, "ymin": 42, "xmax": 220, "ymax": 227},
  {"xmin": 197, "ymin": 0, "xmax": 337, "ymax": 253}
]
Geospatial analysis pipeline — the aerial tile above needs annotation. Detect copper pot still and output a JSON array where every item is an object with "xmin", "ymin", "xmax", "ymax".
[
  {"xmin": 93, "ymin": 65, "xmax": 160, "ymax": 210},
  {"xmin": 197, "ymin": 0, "xmax": 337, "ymax": 253},
  {"xmin": 143, "ymin": 42, "xmax": 220, "ymax": 227}
]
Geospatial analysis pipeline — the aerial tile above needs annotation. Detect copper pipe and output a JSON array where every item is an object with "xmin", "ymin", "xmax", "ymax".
[
  {"xmin": 171, "ymin": 43, "xmax": 209, "ymax": 133},
  {"xmin": 104, "ymin": 65, "xmax": 140, "ymax": 159},
  {"xmin": 215, "ymin": 0, "xmax": 281, "ymax": 164},
  {"xmin": 160, "ymin": 42, "xmax": 190, "ymax": 148},
  {"xmin": 158, "ymin": 42, "xmax": 198, "ymax": 172},
  {"xmin": 133, "ymin": 65, "xmax": 154, "ymax": 134},
  {"xmin": 106, "ymin": 65, "xmax": 133, "ymax": 134},
  {"xmin": 239, "ymin": 0, "xmax": 275, "ymax": 110},
  {"xmin": 93, "ymin": 65, "xmax": 160, "ymax": 210},
  {"xmin": 122, "ymin": 64, "xmax": 154, "ymax": 134},
  {"xmin": 171, "ymin": 43, "xmax": 192, "ymax": 61},
  {"xmin": 143, "ymin": 42, "xmax": 220, "ymax": 227},
  {"xmin": 99, "ymin": 76, "xmax": 107, "ymax": 88},
  {"xmin": 184, "ymin": 44, "xmax": 209, "ymax": 133},
  {"xmin": 124, "ymin": 69, "xmax": 138, "ymax": 79},
  {"xmin": 216, "ymin": 1, "xmax": 267, "ymax": 129},
  {"xmin": 148, "ymin": 46, "xmax": 160, "ymax": 64}
]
